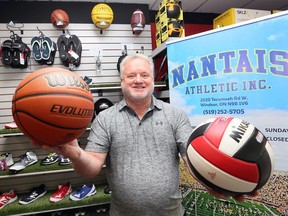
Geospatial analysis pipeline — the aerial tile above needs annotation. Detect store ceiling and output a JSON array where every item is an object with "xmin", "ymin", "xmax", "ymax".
[{"xmin": 40, "ymin": 0, "xmax": 288, "ymax": 13}]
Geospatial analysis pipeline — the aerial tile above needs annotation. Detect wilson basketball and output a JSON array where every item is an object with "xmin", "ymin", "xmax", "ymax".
[
  {"xmin": 12, "ymin": 68, "xmax": 94, "ymax": 146},
  {"xmin": 51, "ymin": 9, "xmax": 69, "ymax": 29},
  {"xmin": 186, "ymin": 117, "xmax": 274, "ymax": 196}
]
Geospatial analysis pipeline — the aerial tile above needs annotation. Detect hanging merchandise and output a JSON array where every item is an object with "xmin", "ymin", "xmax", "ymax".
[
  {"xmin": 57, "ymin": 30, "xmax": 82, "ymax": 70},
  {"xmin": 1, "ymin": 32, "xmax": 30, "ymax": 69},
  {"xmin": 31, "ymin": 27, "xmax": 57, "ymax": 65},
  {"xmin": 96, "ymin": 50, "xmax": 102, "ymax": 73},
  {"xmin": 91, "ymin": 3, "xmax": 114, "ymax": 30},
  {"xmin": 117, "ymin": 45, "xmax": 127, "ymax": 72},
  {"xmin": 92, "ymin": 98, "xmax": 114, "ymax": 121},
  {"xmin": 130, "ymin": 9, "xmax": 146, "ymax": 35},
  {"xmin": 51, "ymin": 9, "xmax": 69, "ymax": 29}
]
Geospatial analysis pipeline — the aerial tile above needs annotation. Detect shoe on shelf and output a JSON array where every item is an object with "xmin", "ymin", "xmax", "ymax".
[
  {"xmin": 58, "ymin": 155, "xmax": 71, "ymax": 166},
  {"xmin": 50, "ymin": 182, "xmax": 72, "ymax": 203},
  {"xmin": 0, "ymin": 153, "xmax": 14, "ymax": 166},
  {"xmin": 0, "ymin": 189, "xmax": 17, "ymax": 209},
  {"xmin": 70, "ymin": 184, "xmax": 97, "ymax": 201},
  {"xmin": 19, "ymin": 184, "xmax": 47, "ymax": 205},
  {"xmin": 4, "ymin": 122, "xmax": 18, "ymax": 129},
  {"xmin": 0, "ymin": 160, "xmax": 7, "ymax": 171},
  {"xmin": 104, "ymin": 185, "xmax": 112, "ymax": 194},
  {"xmin": 82, "ymin": 76, "xmax": 92, "ymax": 84},
  {"xmin": 40, "ymin": 153, "xmax": 59, "ymax": 166},
  {"xmin": 9, "ymin": 151, "xmax": 38, "ymax": 173}
]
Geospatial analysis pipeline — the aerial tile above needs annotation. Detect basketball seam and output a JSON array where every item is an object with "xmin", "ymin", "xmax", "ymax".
[{"xmin": 13, "ymin": 92, "xmax": 94, "ymax": 102}]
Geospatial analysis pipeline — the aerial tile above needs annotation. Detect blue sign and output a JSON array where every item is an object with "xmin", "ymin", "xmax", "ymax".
[{"xmin": 167, "ymin": 11, "xmax": 288, "ymax": 172}]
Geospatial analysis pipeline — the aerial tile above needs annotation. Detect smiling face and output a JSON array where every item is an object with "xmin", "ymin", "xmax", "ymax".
[{"xmin": 121, "ymin": 57, "xmax": 154, "ymax": 104}]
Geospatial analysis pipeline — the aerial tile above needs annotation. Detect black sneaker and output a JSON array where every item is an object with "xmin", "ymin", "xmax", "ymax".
[
  {"xmin": 40, "ymin": 153, "xmax": 59, "ymax": 165},
  {"xmin": 104, "ymin": 185, "xmax": 112, "ymax": 194},
  {"xmin": 19, "ymin": 184, "xmax": 47, "ymax": 205},
  {"xmin": 58, "ymin": 155, "xmax": 71, "ymax": 166}
]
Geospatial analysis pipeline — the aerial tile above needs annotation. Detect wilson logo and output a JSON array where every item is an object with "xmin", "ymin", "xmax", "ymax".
[
  {"xmin": 44, "ymin": 74, "xmax": 90, "ymax": 92},
  {"xmin": 51, "ymin": 105, "xmax": 93, "ymax": 118}
]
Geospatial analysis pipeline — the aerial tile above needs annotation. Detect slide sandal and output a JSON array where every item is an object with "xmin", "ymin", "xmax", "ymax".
[
  {"xmin": 1, "ymin": 40, "xmax": 13, "ymax": 66},
  {"xmin": 11, "ymin": 40, "xmax": 25, "ymax": 68},
  {"xmin": 57, "ymin": 35, "xmax": 69, "ymax": 64},
  {"xmin": 31, "ymin": 36, "xmax": 42, "ymax": 62},
  {"xmin": 41, "ymin": 36, "xmax": 53, "ymax": 60}
]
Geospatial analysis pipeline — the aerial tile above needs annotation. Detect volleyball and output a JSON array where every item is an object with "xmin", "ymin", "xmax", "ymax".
[
  {"xmin": 12, "ymin": 68, "xmax": 94, "ymax": 146},
  {"xmin": 91, "ymin": 3, "xmax": 114, "ymax": 29},
  {"xmin": 186, "ymin": 116, "xmax": 275, "ymax": 196}
]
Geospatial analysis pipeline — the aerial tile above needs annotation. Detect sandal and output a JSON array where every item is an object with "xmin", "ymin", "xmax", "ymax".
[
  {"xmin": 31, "ymin": 36, "xmax": 42, "ymax": 61},
  {"xmin": 41, "ymin": 36, "xmax": 53, "ymax": 60}
]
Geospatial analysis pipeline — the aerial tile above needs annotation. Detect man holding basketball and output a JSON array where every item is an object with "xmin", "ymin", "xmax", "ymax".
[{"xmin": 38, "ymin": 54, "xmax": 256, "ymax": 216}]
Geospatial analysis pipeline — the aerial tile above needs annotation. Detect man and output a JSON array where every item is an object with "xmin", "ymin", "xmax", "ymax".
[{"xmin": 39, "ymin": 54, "xmax": 255, "ymax": 215}]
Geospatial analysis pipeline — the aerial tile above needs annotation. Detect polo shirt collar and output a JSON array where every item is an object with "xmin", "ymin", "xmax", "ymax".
[{"xmin": 119, "ymin": 95, "xmax": 163, "ymax": 112}]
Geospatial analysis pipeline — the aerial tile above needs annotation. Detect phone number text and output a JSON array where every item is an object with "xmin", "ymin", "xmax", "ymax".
[{"xmin": 203, "ymin": 109, "xmax": 244, "ymax": 115}]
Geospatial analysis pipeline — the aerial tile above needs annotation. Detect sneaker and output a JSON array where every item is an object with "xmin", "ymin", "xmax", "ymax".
[
  {"xmin": 58, "ymin": 155, "xmax": 71, "ymax": 166},
  {"xmin": 9, "ymin": 151, "xmax": 38, "ymax": 173},
  {"xmin": 4, "ymin": 122, "xmax": 18, "ymax": 129},
  {"xmin": 0, "ymin": 160, "xmax": 7, "ymax": 171},
  {"xmin": 0, "ymin": 153, "xmax": 14, "ymax": 166},
  {"xmin": 70, "ymin": 184, "xmax": 97, "ymax": 201},
  {"xmin": 50, "ymin": 182, "xmax": 72, "ymax": 203},
  {"xmin": 83, "ymin": 76, "xmax": 92, "ymax": 84},
  {"xmin": 40, "ymin": 153, "xmax": 59, "ymax": 166},
  {"xmin": 0, "ymin": 189, "xmax": 17, "ymax": 209},
  {"xmin": 19, "ymin": 184, "xmax": 47, "ymax": 205},
  {"xmin": 104, "ymin": 185, "xmax": 112, "ymax": 194}
]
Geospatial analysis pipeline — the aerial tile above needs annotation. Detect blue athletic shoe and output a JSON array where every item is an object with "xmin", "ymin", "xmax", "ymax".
[{"xmin": 70, "ymin": 184, "xmax": 96, "ymax": 201}]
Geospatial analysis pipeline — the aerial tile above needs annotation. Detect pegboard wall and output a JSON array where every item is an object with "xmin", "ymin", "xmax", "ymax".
[{"xmin": 0, "ymin": 22, "xmax": 152, "ymax": 129}]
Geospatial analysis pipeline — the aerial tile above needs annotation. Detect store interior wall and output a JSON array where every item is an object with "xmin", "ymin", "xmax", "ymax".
[{"xmin": 0, "ymin": 1, "xmax": 217, "ymax": 193}]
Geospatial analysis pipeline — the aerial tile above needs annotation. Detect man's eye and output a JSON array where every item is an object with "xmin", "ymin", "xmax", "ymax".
[{"xmin": 127, "ymin": 74, "xmax": 136, "ymax": 79}]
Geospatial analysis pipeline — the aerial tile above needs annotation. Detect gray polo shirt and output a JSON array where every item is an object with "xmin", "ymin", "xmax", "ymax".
[{"xmin": 86, "ymin": 96, "xmax": 193, "ymax": 216}]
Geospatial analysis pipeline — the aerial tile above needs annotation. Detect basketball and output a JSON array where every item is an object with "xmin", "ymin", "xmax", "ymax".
[
  {"xmin": 12, "ymin": 67, "xmax": 94, "ymax": 146},
  {"xmin": 51, "ymin": 9, "xmax": 69, "ymax": 29},
  {"xmin": 130, "ymin": 9, "xmax": 146, "ymax": 35},
  {"xmin": 168, "ymin": 21, "xmax": 183, "ymax": 37},
  {"xmin": 186, "ymin": 117, "xmax": 275, "ymax": 196},
  {"xmin": 91, "ymin": 3, "xmax": 114, "ymax": 29},
  {"xmin": 166, "ymin": 2, "xmax": 181, "ymax": 19}
]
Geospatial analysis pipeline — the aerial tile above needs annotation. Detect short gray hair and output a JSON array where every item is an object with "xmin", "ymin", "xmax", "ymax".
[{"xmin": 119, "ymin": 53, "xmax": 155, "ymax": 79}]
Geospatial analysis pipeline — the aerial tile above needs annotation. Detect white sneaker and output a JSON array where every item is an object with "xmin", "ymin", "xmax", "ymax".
[
  {"xmin": 0, "ymin": 153, "xmax": 14, "ymax": 166},
  {"xmin": 9, "ymin": 151, "xmax": 38, "ymax": 173}
]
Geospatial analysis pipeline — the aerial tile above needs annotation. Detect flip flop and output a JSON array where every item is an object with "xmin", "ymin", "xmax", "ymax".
[
  {"xmin": 57, "ymin": 34, "xmax": 69, "ymax": 64},
  {"xmin": 31, "ymin": 36, "xmax": 42, "ymax": 62},
  {"xmin": 41, "ymin": 36, "xmax": 53, "ymax": 60},
  {"xmin": 1, "ymin": 40, "xmax": 13, "ymax": 66},
  {"xmin": 67, "ymin": 35, "xmax": 82, "ymax": 67},
  {"xmin": 46, "ymin": 41, "xmax": 57, "ymax": 65}
]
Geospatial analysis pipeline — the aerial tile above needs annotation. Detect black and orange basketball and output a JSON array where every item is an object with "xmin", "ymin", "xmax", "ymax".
[
  {"xmin": 12, "ymin": 67, "xmax": 94, "ymax": 146},
  {"xmin": 51, "ymin": 9, "xmax": 69, "ymax": 29}
]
